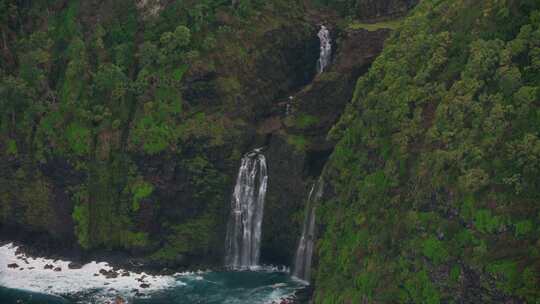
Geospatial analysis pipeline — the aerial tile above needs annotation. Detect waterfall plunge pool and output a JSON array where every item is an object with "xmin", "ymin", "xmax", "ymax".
[{"xmin": 0, "ymin": 243, "xmax": 306, "ymax": 304}]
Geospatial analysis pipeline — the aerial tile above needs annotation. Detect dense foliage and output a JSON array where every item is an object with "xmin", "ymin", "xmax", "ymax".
[
  {"xmin": 4, "ymin": 0, "xmax": 539, "ymax": 302},
  {"xmin": 312, "ymin": 0, "xmax": 417, "ymax": 20},
  {"xmin": 0, "ymin": 0, "xmax": 304, "ymax": 261},
  {"xmin": 316, "ymin": 0, "xmax": 540, "ymax": 302}
]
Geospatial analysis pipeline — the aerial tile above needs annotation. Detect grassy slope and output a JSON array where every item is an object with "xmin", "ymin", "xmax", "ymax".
[{"xmin": 348, "ymin": 19, "xmax": 404, "ymax": 31}]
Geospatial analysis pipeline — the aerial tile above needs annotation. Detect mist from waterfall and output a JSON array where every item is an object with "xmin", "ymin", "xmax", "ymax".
[
  {"xmin": 317, "ymin": 25, "xmax": 332, "ymax": 74},
  {"xmin": 292, "ymin": 178, "xmax": 324, "ymax": 282},
  {"xmin": 225, "ymin": 149, "xmax": 268, "ymax": 269}
]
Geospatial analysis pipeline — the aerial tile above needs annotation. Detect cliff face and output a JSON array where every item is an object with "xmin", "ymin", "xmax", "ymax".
[
  {"xmin": 0, "ymin": 0, "xmax": 398, "ymax": 270},
  {"xmin": 257, "ymin": 26, "xmax": 393, "ymax": 266},
  {"xmin": 4, "ymin": 1, "xmax": 540, "ymax": 303},
  {"xmin": 315, "ymin": 0, "xmax": 540, "ymax": 303},
  {"xmin": 0, "ymin": 0, "xmax": 318, "ymax": 267}
]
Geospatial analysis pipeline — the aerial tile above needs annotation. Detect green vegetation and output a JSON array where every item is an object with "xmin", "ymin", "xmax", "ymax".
[
  {"xmin": 312, "ymin": 0, "xmax": 415, "ymax": 19},
  {"xmin": 316, "ymin": 0, "xmax": 540, "ymax": 302},
  {"xmin": 287, "ymin": 134, "xmax": 309, "ymax": 152},
  {"xmin": 348, "ymin": 19, "xmax": 404, "ymax": 31},
  {"xmin": 0, "ymin": 0, "xmax": 304, "ymax": 258},
  {"xmin": 3, "ymin": 0, "xmax": 539, "ymax": 303}
]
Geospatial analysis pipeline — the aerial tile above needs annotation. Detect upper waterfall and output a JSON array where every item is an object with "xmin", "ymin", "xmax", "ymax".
[
  {"xmin": 292, "ymin": 178, "xmax": 324, "ymax": 282},
  {"xmin": 225, "ymin": 149, "xmax": 268, "ymax": 269},
  {"xmin": 317, "ymin": 25, "xmax": 332, "ymax": 74}
]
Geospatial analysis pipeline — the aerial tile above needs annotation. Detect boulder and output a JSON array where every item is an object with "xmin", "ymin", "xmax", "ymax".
[{"xmin": 68, "ymin": 261, "xmax": 83, "ymax": 269}]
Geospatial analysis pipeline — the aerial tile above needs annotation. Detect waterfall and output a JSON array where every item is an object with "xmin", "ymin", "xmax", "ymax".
[
  {"xmin": 292, "ymin": 178, "xmax": 324, "ymax": 282},
  {"xmin": 317, "ymin": 25, "xmax": 332, "ymax": 74},
  {"xmin": 225, "ymin": 149, "xmax": 268, "ymax": 269}
]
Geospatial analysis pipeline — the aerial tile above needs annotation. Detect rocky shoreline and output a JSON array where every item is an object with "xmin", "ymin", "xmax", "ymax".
[{"xmin": 0, "ymin": 231, "xmax": 312, "ymax": 304}]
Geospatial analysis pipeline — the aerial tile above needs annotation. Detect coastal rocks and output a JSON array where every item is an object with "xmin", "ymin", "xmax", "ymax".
[
  {"xmin": 68, "ymin": 262, "xmax": 83, "ymax": 269},
  {"xmin": 103, "ymin": 296, "xmax": 126, "ymax": 304},
  {"xmin": 16, "ymin": 255, "xmax": 30, "ymax": 264},
  {"xmin": 139, "ymin": 283, "xmax": 150, "ymax": 289},
  {"xmin": 0, "ymin": 243, "xmax": 177, "ymax": 302},
  {"xmin": 131, "ymin": 288, "xmax": 146, "ymax": 297},
  {"xmin": 7, "ymin": 263, "xmax": 18, "ymax": 268},
  {"xmin": 136, "ymin": 275, "xmax": 147, "ymax": 282},
  {"xmin": 99, "ymin": 269, "xmax": 119, "ymax": 279}
]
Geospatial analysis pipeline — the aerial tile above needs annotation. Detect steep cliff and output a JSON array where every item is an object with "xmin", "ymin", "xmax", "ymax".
[
  {"xmin": 315, "ymin": 0, "xmax": 540, "ymax": 302},
  {"xmin": 0, "ymin": 0, "xmax": 398, "ymax": 271},
  {"xmin": 0, "ymin": 0, "xmax": 319, "ymax": 267}
]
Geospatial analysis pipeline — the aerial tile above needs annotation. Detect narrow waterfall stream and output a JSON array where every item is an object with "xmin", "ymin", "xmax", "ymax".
[
  {"xmin": 225, "ymin": 149, "xmax": 268, "ymax": 269},
  {"xmin": 317, "ymin": 25, "xmax": 332, "ymax": 74},
  {"xmin": 292, "ymin": 178, "xmax": 324, "ymax": 282}
]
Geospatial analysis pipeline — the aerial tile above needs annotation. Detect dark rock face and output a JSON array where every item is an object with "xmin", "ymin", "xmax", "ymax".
[
  {"xmin": 248, "ymin": 25, "xmax": 320, "ymax": 120},
  {"xmin": 0, "ymin": 158, "xmax": 80, "ymax": 256},
  {"xmin": 261, "ymin": 135, "xmax": 308, "ymax": 265},
  {"xmin": 183, "ymin": 22, "xmax": 320, "ymax": 123},
  {"xmin": 68, "ymin": 261, "xmax": 83, "ymax": 269},
  {"xmin": 257, "ymin": 27, "xmax": 392, "ymax": 266},
  {"xmin": 99, "ymin": 268, "xmax": 119, "ymax": 279},
  {"xmin": 293, "ymin": 27, "xmax": 392, "ymax": 145}
]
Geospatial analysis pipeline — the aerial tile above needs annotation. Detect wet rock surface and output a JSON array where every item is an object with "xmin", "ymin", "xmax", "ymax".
[{"xmin": 68, "ymin": 261, "xmax": 83, "ymax": 269}]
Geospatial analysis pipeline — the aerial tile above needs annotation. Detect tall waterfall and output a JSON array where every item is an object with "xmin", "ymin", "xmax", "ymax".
[
  {"xmin": 317, "ymin": 25, "xmax": 332, "ymax": 74},
  {"xmin": 225, "ymin": 149, "xmax": 268, "ymax": 269},
  {"xmin": 292, "ymin": 178, "xmax": 324, "ymax": 282}
]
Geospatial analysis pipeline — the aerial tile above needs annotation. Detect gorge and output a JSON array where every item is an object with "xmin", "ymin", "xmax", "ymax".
[{"xmin": 2, "ymin": 0, "xmax": 540, "ymax": 303}]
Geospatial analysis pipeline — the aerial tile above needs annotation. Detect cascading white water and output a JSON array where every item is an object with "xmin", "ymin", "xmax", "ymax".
[
  {"xmin": 292, "ymin": 178, "xmax": 324, "ymax": 282},
  {"xmin": 317, "ymin": 25, "xmax": 332, "ymax": 74},
  {"xmin": 225, "ymin": 149, "xmax": 268, "ymax": 269}
]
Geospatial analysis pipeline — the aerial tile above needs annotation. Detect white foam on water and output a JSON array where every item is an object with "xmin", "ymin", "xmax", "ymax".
[
  {"xmin": 0, "ymin": 243, "xmax": 180, "ymax": 303},
  {"xmin": 263, "ymin": 287, "xmax": 296, "ymax": 304},
  {"xmin": 291, "ymin": 276, "xmax": 310, "ymax": 286},
  {"xmin": 230, "ymin": 264, "xmax": 290, "ymax": 273}
]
